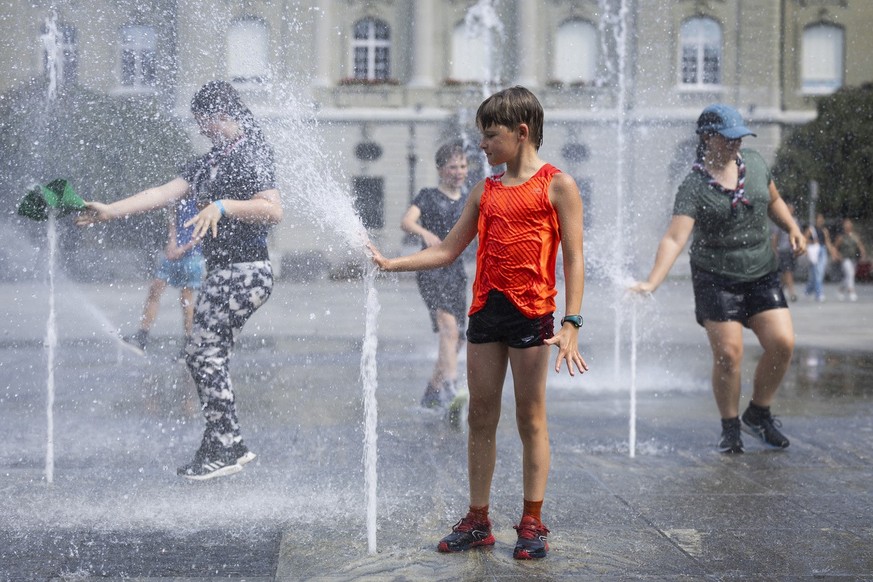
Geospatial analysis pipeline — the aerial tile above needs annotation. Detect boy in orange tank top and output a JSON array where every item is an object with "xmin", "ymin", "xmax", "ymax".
[{"xmin": 369, "ymin": 86, "xmax": 588, "ymax": 559}]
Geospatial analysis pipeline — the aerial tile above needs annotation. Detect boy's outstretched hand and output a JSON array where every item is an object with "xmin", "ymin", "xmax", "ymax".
[
  {"xmin": 74, "ymin": 201, "xmax": 114, "ymax": 227},
  {"xmin": 629, "ymin": 281, "xmax": 656, "ymax": 295},
  {"xmin": 184, "ymin": 203, "xmax": 222, "ymax": 242},
  {"xmin": 366, "ymin": 241, "xmax": 392, "ymax": 271},
  {"xmin": 545, "ymin": 328, "xmax": 589, "ymax": 376}
]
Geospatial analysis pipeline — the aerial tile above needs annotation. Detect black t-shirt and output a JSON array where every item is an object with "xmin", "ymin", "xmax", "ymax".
[
  {"xmin": 181, "ymin": 134, "xmax": 277, "ymax": 269},
  {"xmin": 412, "ymin": 187, "xmax": 466, "ymax": 245}
]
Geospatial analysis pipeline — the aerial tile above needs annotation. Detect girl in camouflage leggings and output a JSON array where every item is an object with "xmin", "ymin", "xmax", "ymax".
[{"xmin": 77, "ymin": 80, "xmax": 283, "ymax": 480}]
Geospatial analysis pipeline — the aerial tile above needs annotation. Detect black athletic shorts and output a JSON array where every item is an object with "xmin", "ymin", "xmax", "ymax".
[
  {"xmin": 466, "ymin": 290, "xmax": 554, "ymax": 348},
  {"xmin": 692, "ymin": 266, "xmax": 788, "ymax": 328}
]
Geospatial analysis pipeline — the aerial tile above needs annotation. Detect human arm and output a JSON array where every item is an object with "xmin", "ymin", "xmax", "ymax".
[
  {"xmin": 369, "ymin": 182, "xmax": 481, "ymax": 272},
  {"xmin": 822, "ymin": 226, "xmax": 840, "ymax": 260},
  {"xmin": 75, "ymin": 177, "xmax": 191, "ymax": 226},
  {"xmin": 543, "ymin": 172, "xmax": 588, "ymax": 376},
  {"xmin": 766, "ymin": 182, "xmax": 806, "ymax": 257},
  {"xmin": 164, "ymin": 211, "xmax": 185, "ymax": 260},
  {"xmin": 630, "ymin": 215, "xmax": 695, "ymax": 294},
  {"xmin": 400, "ymin": 204, "xmax": 442, "ymax": 247},
  {"xmin": 185, "ymin": 188, "xmax": 283, "ymax": 241}
]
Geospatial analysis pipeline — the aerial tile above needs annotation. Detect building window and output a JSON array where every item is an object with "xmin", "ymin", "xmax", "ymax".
[
  {"xmin": 802, "ymin": 23, "xmax": 844, "ymax": 94},
  {"xmin": 352, "ymin": 18, "xmax": 390, "ymax": 81},
  {"xmin": 352, "ymin": 176, "xmax": 384, "ymax": 229},
  {"xmin": 42, "ymin": 22, "xmax": 78, "ymax": 87},
  {"xmin": 227, "ymin": 18, "xmax": 270, "ymax": 84},
  {"xmin": 120, "ymin": 24, "xmax": 157, "ymax": 88},
  {"xmin": 553, "ymin": 19, "xmax": 598, "ymax": 85},
  {"xmin": 679, "ymin": 17, "xmax": 721, "ymax": 87}
]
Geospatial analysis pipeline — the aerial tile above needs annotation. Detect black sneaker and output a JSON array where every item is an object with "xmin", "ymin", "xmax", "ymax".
[
  {"xmin": 231, "ymin": 441, "xmax": 256, "ymax": 466},
  {"xmin": 177, "ymin": 439, "xmax": 242, "ymax": 481},
  {"xmin": 437, "ymin": 516, "xmax": 495, "ymax": 553},
  {"xmin": 513, "ymin": 515, "xmax": 550, "ymax": 559},
  {"xmin": 742, "ymin": 407, "xmax": 790, "ymax": 448},
  {"xmin": 718, "ymin": 418, "xmax": 744, "ymax": 454},
  {"xmin": 421, "ymin": 384, "xmax": 443, "ymax": 409},
  {"xmin": 119, "ymin": 329, "xmax": 148, "ymax": 356}
]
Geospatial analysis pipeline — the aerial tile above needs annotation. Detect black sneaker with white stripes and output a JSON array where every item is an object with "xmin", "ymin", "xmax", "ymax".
[
  {"xmin": 741, "ymin": 406, "xmax": 790, "ymax": 448},
  {"xmin": 177, "ymin": 438, "xmax": 244, "ymax": 481},
  {"xmin": 231, "ymin": 440, "xmax": 257, "ymax": 466}
]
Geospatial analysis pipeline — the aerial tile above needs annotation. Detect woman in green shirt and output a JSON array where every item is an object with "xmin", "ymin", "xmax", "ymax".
[{"xmin": 632, "ymin": 104, "xmax": 806, "ymax": 454}]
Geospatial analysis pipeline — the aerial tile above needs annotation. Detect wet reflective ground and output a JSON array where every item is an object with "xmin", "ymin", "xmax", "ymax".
[{"xmin": 1, "ymin": 276, "xmax": 872, "ymax": 579}]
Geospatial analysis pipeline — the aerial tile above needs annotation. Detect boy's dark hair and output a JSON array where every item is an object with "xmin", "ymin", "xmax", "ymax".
[
  {"xmin": 191, "ymin": 80, "xmax": 248, "ymax": 119},
  {"xmin": 435, "ymin": 141, "xmax": 466, "ymax": 168},
  {"xmin": 191, "ymin": 80, "xmax": 263, "ymax": 140},
  {"xmin": 476, "ymin": 86, "xmax": 544, "ymax": 149}
]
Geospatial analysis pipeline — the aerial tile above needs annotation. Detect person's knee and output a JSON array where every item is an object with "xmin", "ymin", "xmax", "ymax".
[
  {"xmin": 712, "ymin": 342, "xmax": 743, "ymax": 370},
  {"xmin": 467, "ymin": 402, "xmax": 499, "ymax": 434},
  {"xmin": 515, "ymin": 403, "xmax": 547, "ymax": 439},
  {"xmin": 764, "ymin": 332, "xmax": 794, "ymax": 359}
]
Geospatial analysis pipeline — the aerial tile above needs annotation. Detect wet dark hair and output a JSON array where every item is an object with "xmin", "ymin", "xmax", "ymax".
[
  {"xmin": 435, "ymin": 141, "xmax": 466, "ymax": 168},
  {"xmin": 191, "ymin": 80, "xmax": 264, "ymax": 140},
  {"xmin": 476, "ymin": 86, "xmax": 544, "ymax": 149}
]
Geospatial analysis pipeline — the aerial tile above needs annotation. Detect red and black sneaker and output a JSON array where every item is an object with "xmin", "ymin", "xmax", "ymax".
[
  {"xmin": 437, "ymin": 516, "xmax": 495, "ymax": 553},
  {"xmin": 513, "ymin": 515, "xmax": 550, "ymax": 559}
]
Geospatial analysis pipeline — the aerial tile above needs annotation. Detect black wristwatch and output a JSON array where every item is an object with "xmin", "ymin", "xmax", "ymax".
[{"xmin": 560, "ymin": 315, "xmax": 583, "ymax": 328}]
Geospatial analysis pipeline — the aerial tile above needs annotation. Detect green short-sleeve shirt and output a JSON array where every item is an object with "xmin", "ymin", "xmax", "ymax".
[{"xmin": 673, "ymin": 149, "xmax": 778, "ymax": 281}]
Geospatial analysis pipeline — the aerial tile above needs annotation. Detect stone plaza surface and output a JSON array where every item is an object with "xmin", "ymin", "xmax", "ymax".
[{"xmin": 1, "ymin": 272, "xmax": 872, "ymax": 581}]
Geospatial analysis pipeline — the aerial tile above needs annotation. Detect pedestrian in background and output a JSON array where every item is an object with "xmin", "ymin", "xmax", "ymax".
[
  {"xmin": 121, "ymin": 197, "xmax": 204, "ymax": 360},
  {"xmin": 400, "ymin": 141, "xmax": 470, "ymax": 409},
  {"xmin": 833, "ymin": 217, "xmax": 867, "ymax": 302},
  {"xmin": 804, "ymin": 213, "xmax": 835, "ymax": 302}
]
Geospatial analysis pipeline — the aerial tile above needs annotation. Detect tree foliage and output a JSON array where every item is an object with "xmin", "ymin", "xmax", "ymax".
[{"xmin": 772, "ymin": 83, "xmax": 873, "ymax": 224}]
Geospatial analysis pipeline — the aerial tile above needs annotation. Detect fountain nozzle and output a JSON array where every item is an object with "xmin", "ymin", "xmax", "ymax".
[{"xmin": 17, "ymin": 179, "xmax": 85, "ymax": 221}]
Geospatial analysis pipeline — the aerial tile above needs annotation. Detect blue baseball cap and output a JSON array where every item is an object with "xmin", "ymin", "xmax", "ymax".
[{"xmin": 695, "ymin": 103, "xmax": 756, "ymax": 139}]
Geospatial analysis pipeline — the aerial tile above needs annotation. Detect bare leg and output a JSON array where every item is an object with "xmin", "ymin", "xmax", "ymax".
[
  {"xmin": 509, "ymin": 344, "xmax": 551, "ymax": 502},
  {"xmin": 747, "ymin": 308, "xmax": 794, "ymax": 407},
  {"xmin": 140, "ymin": 278, "xmax": 168, "ymax": 332},
  {"xmin": 429, "ymin": 309, "xmax": 460, "ymax": 387},
  {"xmin": 703, "ymin": 320, "xmax": 745, "ymax": 418},
  {"xmin": 466, "ymin": 342, "xmax": 508, "ymax": 507},
  {"xmin": 180, "ymin": 287, "xmax": 195, "ymax": 337}
]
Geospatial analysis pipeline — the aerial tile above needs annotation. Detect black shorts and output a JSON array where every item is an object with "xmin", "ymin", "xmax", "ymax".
[
  {"xmin": 466, "ymin": 290, "xmax": 554, "ymax": 348},
  {"xmin": 692, "ymin": 266, "xmax": 788, "ymax": 328}
]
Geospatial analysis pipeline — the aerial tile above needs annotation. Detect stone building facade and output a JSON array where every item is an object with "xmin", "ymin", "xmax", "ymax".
[{"xmin": 2, "ymin": 0, "xmax": 872, "ymax": 274}]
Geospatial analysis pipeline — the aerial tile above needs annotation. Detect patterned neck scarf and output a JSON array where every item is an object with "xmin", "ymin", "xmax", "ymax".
[{"xmin": 693, "ymin": 156, "xmax": 751, "ymax": 211}]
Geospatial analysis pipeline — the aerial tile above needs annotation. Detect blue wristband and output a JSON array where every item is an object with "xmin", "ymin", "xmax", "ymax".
[{"xmin": 214, "ymin": 200, "xmax": 226, "ymax": 217}]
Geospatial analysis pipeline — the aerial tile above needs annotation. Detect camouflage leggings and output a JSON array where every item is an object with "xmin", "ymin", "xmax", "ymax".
[{"xmin": 184, "ymin": 261, "xmax": 273, "ymax": 449}]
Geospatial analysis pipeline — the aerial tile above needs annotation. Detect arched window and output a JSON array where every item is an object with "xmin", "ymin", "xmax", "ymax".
[
  {"xmin": 227, "ymin": 18, "xmax": 270, "ymax": 84},
  {"xmin": 450, "ymin": 22, "xmax": 488, "ymax": 82},
  {"xmin": 553, "ymin": 20, "xmax": 598, "ymax": 85},
  {"xmin": 352, "ymin": 18, "xmax": 391, "ymax": 81},
  {"xmin": 802, "ymin": 23, "xmax": 844, "ymax": 94},
  {"xmin": 679, "ymin": 17, "xmax": 721, "ymax": 87},
  {"xmin": 120, "ymin": 24, "xmax": 157, "ymax": 88}
]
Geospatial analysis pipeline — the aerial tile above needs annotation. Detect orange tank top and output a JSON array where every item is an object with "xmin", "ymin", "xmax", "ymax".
[{"xmin": 469, "ymin": 163, "xmax": 562, "ymax": 318}]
